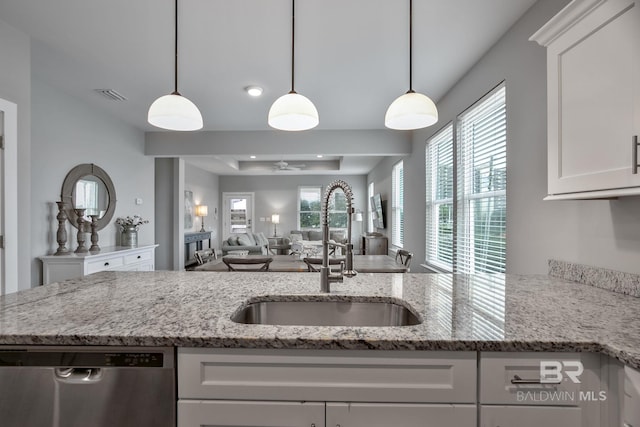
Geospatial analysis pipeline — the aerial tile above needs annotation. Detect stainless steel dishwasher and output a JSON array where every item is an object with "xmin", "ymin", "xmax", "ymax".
[{"xmin": 0, "ymin": 346, "xmax": 175, "ymax": 427}]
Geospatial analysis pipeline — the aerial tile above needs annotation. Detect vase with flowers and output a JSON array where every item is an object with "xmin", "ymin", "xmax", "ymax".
[{"xmin": 116, "ymin": 215, "xmax": 149, "ymax": 247}]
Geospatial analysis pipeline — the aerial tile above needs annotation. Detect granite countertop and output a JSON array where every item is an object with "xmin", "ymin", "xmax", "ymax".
[{"xmin": 1, "ymin": 271, "xmax": 639, "ymax": 368}]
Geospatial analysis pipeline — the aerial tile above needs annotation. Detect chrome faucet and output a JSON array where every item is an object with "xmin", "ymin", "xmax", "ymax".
[{"xmin": 320, "ymin": 179, "xmax": 357, "ymax": 293}]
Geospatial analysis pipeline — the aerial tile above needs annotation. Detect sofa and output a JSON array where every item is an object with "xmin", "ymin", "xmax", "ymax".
[
  {"xmin": 221, "ymin": 232, "xmax": 270, "ymax": 255},
  {"xmin": 289, "ymin": 229, "xmax": 347, "ymax": 256}
]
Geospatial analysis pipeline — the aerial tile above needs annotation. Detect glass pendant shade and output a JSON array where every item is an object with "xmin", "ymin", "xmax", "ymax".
[
  {"xmin": 148, "ymin": 93, "xmax": 203, "ymax": 131},
  {"xmin": 385, "ymin": 91, "xmax": 438, "ymax": 130},
  {"xmin": 268, "ymin": 91, "xmax": 319, "ymax": 131}
]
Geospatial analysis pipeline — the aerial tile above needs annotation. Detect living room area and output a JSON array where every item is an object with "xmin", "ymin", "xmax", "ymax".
[
  {"xmin": 152, "ymin": 129, "xmax": 411, "ymax": 273},
  {"xmin": 179, "ymin": 170, "xmax": 377, "ymax": 269}
]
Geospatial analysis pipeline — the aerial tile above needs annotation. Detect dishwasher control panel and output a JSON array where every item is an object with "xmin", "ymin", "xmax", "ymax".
[{"xmin": 0, "ymin": 348, "xmax": 168, "ymax": 367}]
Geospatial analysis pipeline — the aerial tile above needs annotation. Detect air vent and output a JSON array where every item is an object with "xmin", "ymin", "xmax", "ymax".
[{"xmin": 94, "ymin": 89, "xmax": 127, "ymax": 101}]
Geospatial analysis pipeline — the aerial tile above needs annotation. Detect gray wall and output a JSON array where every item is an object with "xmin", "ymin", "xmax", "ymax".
[
  {"xmin": 31, "ymin": 78, "xmax": 154, "ymax": 285},
  {"xmin": 0, "ymin": 19, "xmax": 31, "ymax": 291},
  {"xmin": 185, "ymin": 165, "xmax": 220, "ymax": 245},
  {"xmin": 219, "ymin": 175, "xmax": 367, "ymax": 250},
  {"xmin": 154, "ymin": 158, "xmax": 177, "ymax": 271},
  {"xmin": 367, "ymin": 156, "xmax": 404, "ymax": 246},
  {"xmin": 397, "ymin": 0, "xmax": 640, "ymax": 275}
]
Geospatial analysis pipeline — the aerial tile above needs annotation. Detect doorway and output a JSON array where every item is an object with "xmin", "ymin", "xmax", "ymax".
[{"xmin": 222, "ymin": 193, "xmax": 254, "ymax": 240}]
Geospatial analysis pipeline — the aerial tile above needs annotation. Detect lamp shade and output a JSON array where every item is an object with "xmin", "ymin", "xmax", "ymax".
[
  {"xmin": 268, "ymin": 92, "xmax": 319, "ymax": 131},
  {"xmin": 385, "ymin": 91, "xmax": 438, "ymax": 130},
  {"xmin": 354, "ymin": 211, "xmax": 363, "ymax": 222},
  {"xmin": 148, "ymin": 93, "xmax": 203, "ymax": 131},
  {"xmin": 195, "ymin": 205, "xmax": 208, "ymax": 217},
  {"xmin": 271, "ymin": 214, "xmax": 280, "ymax": 224}
]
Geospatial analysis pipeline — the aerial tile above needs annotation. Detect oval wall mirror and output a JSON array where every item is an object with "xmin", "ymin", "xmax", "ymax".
[{"xmin": 61, "ymin": 163, "xmax": 116, "ymax": 231}]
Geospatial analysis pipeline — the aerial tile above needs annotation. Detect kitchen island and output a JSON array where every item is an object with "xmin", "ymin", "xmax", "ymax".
[
  {"xmin": 0, "ymin": 270, "xmax": 637, "ymax": 367},
  {"xmin": 1, "ymin": 270, "xmax": 638, "ymax": 426}
]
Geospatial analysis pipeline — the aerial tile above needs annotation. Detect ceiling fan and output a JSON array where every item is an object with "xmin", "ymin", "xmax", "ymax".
[{"xmin": 273, "ymin": 160, "xmax": 306, "ymax": 171}]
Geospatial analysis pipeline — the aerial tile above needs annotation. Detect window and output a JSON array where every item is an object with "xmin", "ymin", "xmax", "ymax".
[
  {"xmin": 391, "ymin": 160, "xmax": 404, "ymax": 247},
  {"xmin": 75, "ymin": 179, "xmax": 99, "ymax": 216},
  {"xmin": 298, "ymin": 186, "xmax": 321, "ymax": 229},
  {"xmin": 298, "ymin": 186, "xmax": 347, "ymax": 230},
  {"xmin": 425, "ymin": 83, "xmax": 506, "ymax": 273},
  {"xmin": 367, "ymin": 182, "xmax": 375, "ymax": 233},
  {"xmin": 425, "ymin": 125, "xmax": 454, "ymax": 270}
]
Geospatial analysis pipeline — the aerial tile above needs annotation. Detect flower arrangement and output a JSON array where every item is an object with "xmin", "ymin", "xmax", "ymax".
[{"xmin": 115, "ymin": 215, "xmax": 149, "ymax": 230}]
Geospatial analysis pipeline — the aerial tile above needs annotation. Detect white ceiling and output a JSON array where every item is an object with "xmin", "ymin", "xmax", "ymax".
[{"xmin": 0, "ymin": 0, "xmax": 537, "ymax": 174}]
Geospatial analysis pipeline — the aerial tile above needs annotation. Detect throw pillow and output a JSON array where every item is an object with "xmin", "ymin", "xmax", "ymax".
[
  {"xmin": 308, "ymin": 230, "xmax": 322, "ymax": 241},
  {"xmin": 289, "ymin": 233, "xmax": 302, "ymax": 243},
  {"xmin": 227, "ymin": 236, "xmax": 238, "ymax": 246},
  {"xmin": 255, "ymin": 232, "xmax": 269, "ymax": 247},
  {"xmin": 330, "ymin": 231, "xmax": 345, "ymax": 243},
  {"xmin": 237, "ymin": 233, "xmax": 253, "ymax": 246}
]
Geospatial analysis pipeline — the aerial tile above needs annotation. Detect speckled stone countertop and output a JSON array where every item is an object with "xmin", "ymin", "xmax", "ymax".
[{"xmin": 1, "ymin": 271, "xmax": 639, "ymax": 368}]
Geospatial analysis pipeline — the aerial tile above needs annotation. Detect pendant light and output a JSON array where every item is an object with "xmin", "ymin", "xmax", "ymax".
[
  {"xmin": 385, "ymin": 0, "xmax": 438, "ymax": 130},
  {"xmin": 148, "ymin": 0, "xmax": 203, "ymax": 131},
  {"xmin": 268, "ymin": 0, "xmax": 319, "ymax": 131}
]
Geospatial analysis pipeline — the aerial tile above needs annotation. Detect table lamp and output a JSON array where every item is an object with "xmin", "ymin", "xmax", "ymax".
[
  {"xmin": 271, "ymin": 214, "xmax": 280, "ymax": 237},
  {"xmin": 195, "ymin": 205, "xmax": 208, "ymax": 232}
]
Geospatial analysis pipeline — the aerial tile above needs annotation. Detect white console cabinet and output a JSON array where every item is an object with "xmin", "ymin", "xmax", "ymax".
[
  {"xmin": 531, "ymin": 0, "xmax": 640, "ymax": 199},
  {"xmin": 177, "ymin": 348, "xmax": 477, "ymax": 427},
  {"xmin": 40, "ymin": 244, "xmax": 158, "ymax": 285}
]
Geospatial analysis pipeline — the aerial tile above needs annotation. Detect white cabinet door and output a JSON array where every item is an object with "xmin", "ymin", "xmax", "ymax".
[
  {"xmin": 481, "ymin": 405, "xmax": 582, "ymax": 427},
  {"xmin": 532, "ymin": 0, "xmax": 640, "ymax": 197},
  {"xmin": 178, "ymin": 400, "xmax": 324, "ymax": 427},
  {"xmin": 327, "ymin": 402, "xmax": 476, "ymax": 427}
]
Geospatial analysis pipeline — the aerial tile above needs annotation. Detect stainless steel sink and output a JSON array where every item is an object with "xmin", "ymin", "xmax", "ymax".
[{"xmin": 231, "ymin": 298, "xmax": 422, "ymax": 327}]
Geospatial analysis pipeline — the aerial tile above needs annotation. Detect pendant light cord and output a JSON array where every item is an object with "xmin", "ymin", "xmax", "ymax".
[
  {"xmin": 173, "ymin": 0, "xmax": 179, "ymax": 95},
  {"xmin": 408, "ymin": 0, "xmax": 414, "ymax": 93},
  {"xmin": 290, "ymin": 0, "xmax": 296, "ymax": 93}
]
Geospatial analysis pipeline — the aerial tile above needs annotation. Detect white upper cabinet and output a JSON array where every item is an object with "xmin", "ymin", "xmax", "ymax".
[{"xmin": 531, "ymin": 0, "xmax": 640, "ymax": 199}]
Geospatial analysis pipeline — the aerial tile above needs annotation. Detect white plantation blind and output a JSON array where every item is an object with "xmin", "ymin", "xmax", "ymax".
[
  {"xmin": 367, "ymin": 182, "xmax": 375, "ymax": 233},
  {"xmin": 391, "ymin": 161, "xmax": 404, "ymax": 247},
  {"xmin": 456, "ymin": 85, "xmax": 506, "ymax": 273},
  {"xmin": 425, "ymin": 125, "xmax": 454, "ymax": 271},
  {"xmin": 469, "ymin": 274, "xmax": 505, "ymax": 339}
]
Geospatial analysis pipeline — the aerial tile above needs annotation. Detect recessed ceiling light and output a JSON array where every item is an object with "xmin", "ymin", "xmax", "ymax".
[
  {"xmin": 250, "ymin": 155, "xmax": 257, "ymax": 159},
  {"xmin": 245, "ymin": 86, "xmax": 263, "ymax": 97},
  {"xmin": 316, "ymin": 154, "xmax": 323, "ymax": 158}
]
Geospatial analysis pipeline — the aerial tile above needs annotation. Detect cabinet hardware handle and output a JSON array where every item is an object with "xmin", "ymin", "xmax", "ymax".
[
  {"xmin": 510, "ymin": 374, "xmax": 561, "ymax": 385},
  {"xmin": 634, "ymin": 135, "xmax": 639, "ymax": 174},
  {"xmin": 623, "ymin": 423, "xmax": 633, "ymax": 427},
  {"xmin": 104, "ymin": 262, "xmax": 109, "ymax": 266}
]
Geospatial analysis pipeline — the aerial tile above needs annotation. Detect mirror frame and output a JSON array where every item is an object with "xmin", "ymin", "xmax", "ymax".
[{"xmin": 61, "ymin": 163, "xmax": 116, "ymax": 231}]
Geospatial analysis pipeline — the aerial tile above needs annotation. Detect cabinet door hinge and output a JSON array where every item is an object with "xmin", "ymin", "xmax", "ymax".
[
  {"xmin": 0, "ymin": 235, "xmax": 4, "ymax": 249},
  {"xmin": 0, "ymin": 135, "xmax": 4, "ymax": 150}
]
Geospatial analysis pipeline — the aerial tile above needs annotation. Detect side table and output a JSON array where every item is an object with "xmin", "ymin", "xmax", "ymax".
[{"xmin": 267, "ymin": 236, "xmax": 291, "ymax": 255}]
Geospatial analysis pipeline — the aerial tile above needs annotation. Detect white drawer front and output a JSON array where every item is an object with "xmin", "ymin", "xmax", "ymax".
[
  {"xmin": 178, "ymin": 348, "xmax": 477, "ymax": 403},
  {"xmin": 481, "ymin": 405, "xmax": 583, "ymax": 427},
  {"xmin": 86, "ymin": 256, "xmax": 124, "ymax": 274},
  {"xmin": 124, "ymin": 250, "xmax": 152, "ymax": 265},
  {"xmin": 480, "ymin": 352, "xmax": 600, "ymax": 406},
  {"xmin": 177, "ymin": 400, "xmax": 325, "ymax": 427}
]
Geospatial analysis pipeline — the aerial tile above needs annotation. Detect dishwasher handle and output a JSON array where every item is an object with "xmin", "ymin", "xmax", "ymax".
[{"xmin": 54, "ymin": 367, "xmax": 103, "ymax": 383}]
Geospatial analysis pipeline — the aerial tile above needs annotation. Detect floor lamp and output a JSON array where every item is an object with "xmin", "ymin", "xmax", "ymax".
[{"xmin": 271, "ymin": 214, "xmax": 280, "ymax": 237}]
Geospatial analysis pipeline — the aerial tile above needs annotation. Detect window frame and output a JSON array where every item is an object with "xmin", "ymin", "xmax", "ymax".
[{"xmin": 425, "ymin": 123, "xmax": 455, "ymax": 272}]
